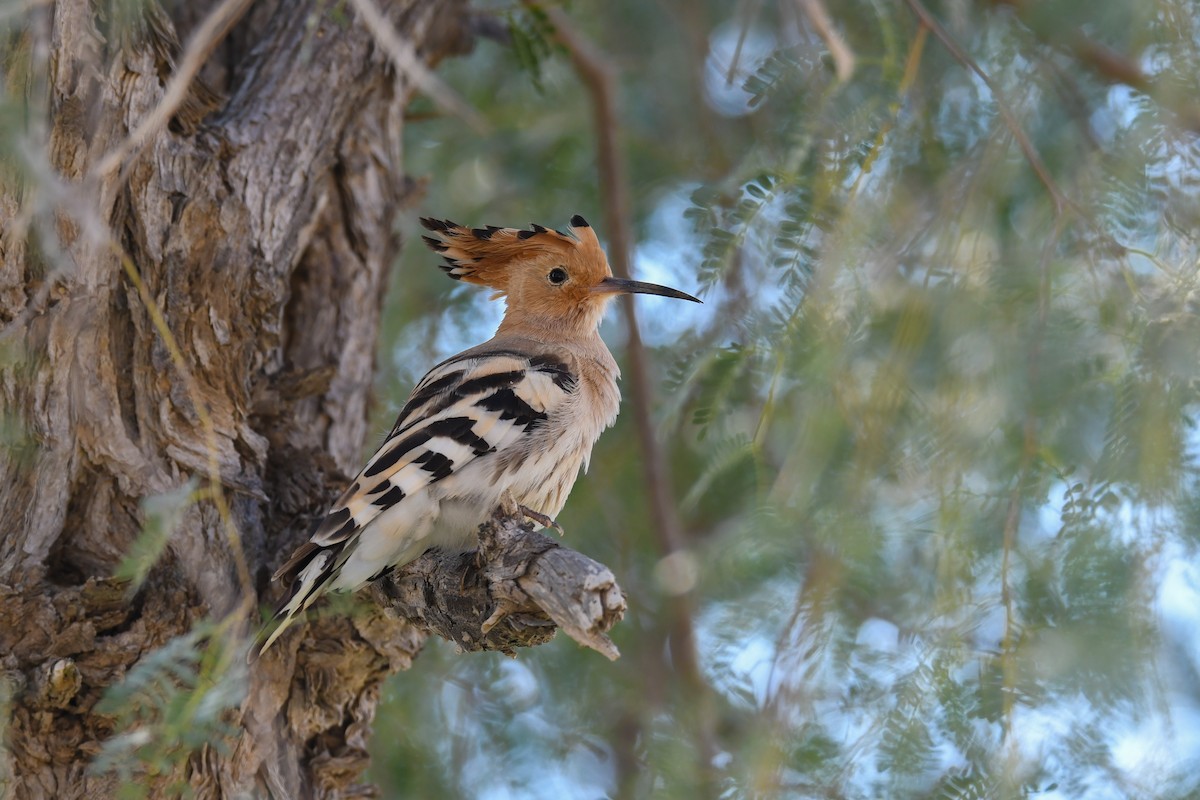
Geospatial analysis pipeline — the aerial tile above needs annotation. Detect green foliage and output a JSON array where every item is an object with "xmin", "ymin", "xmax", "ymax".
[
  {"xmin": 91, "ymin": 623, "xmax": 247, "ymax": 797},
  {"xmin": 379, "ymin": 0, "xmax": 1200, "ymax": 797},
  {"xmin": 114, "ymin": 478, "xmax": 199, "ymax": 591},
  {"xmin": 504, "ymin": 4, "xmax": 563, "ymax": 93}
]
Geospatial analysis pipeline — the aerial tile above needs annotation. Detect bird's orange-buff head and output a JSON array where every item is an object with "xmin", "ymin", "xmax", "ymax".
[{"xmin": 419, "ymin": 215, "xmax": 699, "ymax": 336}]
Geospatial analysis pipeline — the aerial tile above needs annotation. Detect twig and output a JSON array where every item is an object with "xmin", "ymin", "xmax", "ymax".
[
  {"xmin": 90, "ymin": 0, "xmax": 254, "ymax": 179},
  {"xmin": 346, "ymin": 0, "xmax": 488, "ymax": 134},
  {"xmin": 984, "ymin": 0, "xmax": 1200, "ymax": 134},
  {"xmin": 543, "ymin": 4, "xmax": 720, "ymax": 792},
  {"xmin": 846, "ymin": 24, "xmax": 927, "ymax": 203},
  {"xmin": 903, "ymin": 0, "xmax": 1068, "ymax": 214},
  {"xmin": 1069, "ymin": 36, "xmax": 1148, "ymax": 90},
  {"xmin": 794, "ymin": 0, "xmax": 855, "ymax": 82},
  {"xmin": 1067, "ymin": 34, "xmax": 1200, "ymax": 134},
  {"xmin": 725, "ymin": 0, "xmax": 763, "ymax": 86}
]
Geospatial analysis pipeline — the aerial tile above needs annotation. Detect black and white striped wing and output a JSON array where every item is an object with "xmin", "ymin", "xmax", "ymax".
[
  {"xmin": 258, "ymin": 348, "xmax": 580, "ymax": 654},
  {"xmin": 274, "ymin": 348, "xmax": 578, "ymax": 581}
]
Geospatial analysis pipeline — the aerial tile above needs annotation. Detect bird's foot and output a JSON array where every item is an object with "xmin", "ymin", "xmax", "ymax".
[{"xmin": 518, "ymin": 504, "xmax": 564, "ymax": 536}]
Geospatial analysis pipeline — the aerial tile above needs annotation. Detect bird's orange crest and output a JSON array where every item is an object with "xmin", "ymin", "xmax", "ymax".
[
  {"xmin": 420, "ymin": 215, "xmax": 699, "ymax": 333},
  {"xmin": 420, "ymin": 215, "xmax": 607, "ymax": 300}
]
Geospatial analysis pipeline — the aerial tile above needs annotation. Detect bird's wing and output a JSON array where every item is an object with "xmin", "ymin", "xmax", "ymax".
[
  {"xmin": 269, "ymin": 345, "xmax": 579, "ymax": 604},
  {"xmin": 321, "ymin": 347, "xmax": 576, "ymax": 543}
]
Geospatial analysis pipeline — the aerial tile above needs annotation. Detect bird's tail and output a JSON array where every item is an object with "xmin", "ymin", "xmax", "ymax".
[{"xmin": 254, "ymin": 544, "xmax": 336, "ymax": 657}]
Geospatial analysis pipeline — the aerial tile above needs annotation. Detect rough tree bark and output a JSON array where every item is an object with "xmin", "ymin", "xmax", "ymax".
[{"xmin": 0, "ymin": 2, "xmax": 622, "ymax": 797}]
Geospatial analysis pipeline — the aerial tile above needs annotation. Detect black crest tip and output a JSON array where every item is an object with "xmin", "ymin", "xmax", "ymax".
[
  {"xmin": 421, "ymin": 235, "xmax": 448, "ymax": 252},
  {"xmin": 421, "ymin": 217, "xmax": 464, "ymax": 234},
  {"xmin": 471, "ymin": 227, "xmax": 495, "ymax": 240},
  {"xmin": 570, "ymin": 214, "xmax": 589, "ymax": 228}
]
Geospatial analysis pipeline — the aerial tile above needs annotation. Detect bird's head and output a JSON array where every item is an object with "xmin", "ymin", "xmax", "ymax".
[{"xmin": 419, "ymin": 215, "xmax": 700, "ymax": 335}]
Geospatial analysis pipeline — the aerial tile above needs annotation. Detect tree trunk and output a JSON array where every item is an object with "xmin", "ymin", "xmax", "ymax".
[{"xmin": 0, "ymin": 1, "xmax": 478, "ymax": 796}]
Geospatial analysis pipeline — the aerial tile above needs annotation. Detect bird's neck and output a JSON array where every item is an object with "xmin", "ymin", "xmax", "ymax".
[{"xmin": 496, "ymin": 309, "xmax": 604, "ymax": 345}]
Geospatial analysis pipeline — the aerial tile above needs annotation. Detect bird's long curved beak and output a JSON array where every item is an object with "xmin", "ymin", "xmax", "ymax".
[{"xmin": 593, "ymin": 276, "xmax": 701, "ymax": 303}]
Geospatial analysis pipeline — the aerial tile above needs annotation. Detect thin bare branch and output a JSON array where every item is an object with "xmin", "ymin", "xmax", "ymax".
[
  {"xmin": 90, "ymin": 0, "xmax": 254, "ymax": 179},
  {"xmin": 542, "ymin": 7, "xmax": 690, "ymax": 560},
  {"xmin": 347, "ymin": 0, "xmax": 488, "ymax": 133},
  {"xmin": 903, "ymin": 0, "xmax": 1068, "ymax": 214},
  {"xmin": 543, "ymin": 4, "xmax": 720, "ymax": 792},
  {"xmin": 794, "ymin": 0, "xmax": 856, "ymax": 82},
  {"xmin": 984, "ymin": 0, "xmax": 1200, "ymax": 133},
  {"xmin": 725, "ymin": 0, "xmax": 764, "ymax": 86},
  {"xmin": 1065, "ymin": 34, "xmax": 1200, "ymax": 134}
]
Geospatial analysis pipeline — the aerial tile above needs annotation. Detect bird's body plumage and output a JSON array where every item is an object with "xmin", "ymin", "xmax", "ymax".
[{"xmin": 259, "ymin": 215, "xmax": 697, "ymax": 655}]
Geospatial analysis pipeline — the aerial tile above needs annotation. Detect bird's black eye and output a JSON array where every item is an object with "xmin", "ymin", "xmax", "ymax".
[{"xmin": 548, "ymin": 267, "xmax": 568, "ymax": 285}]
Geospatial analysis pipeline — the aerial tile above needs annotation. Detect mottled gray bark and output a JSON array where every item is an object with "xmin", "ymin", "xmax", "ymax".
[{"xmin": 0, "ymin": 1, "xmax": 483, "ymax": 796}]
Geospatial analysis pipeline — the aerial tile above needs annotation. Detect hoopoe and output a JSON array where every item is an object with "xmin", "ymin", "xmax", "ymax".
[{"xmin": 258, "ymin": 215, "xmax": 699, "ymax": 654}]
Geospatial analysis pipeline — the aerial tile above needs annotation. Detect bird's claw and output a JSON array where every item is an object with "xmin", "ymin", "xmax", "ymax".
[{"xmin": 518, "ymin": 504, "xmax": 564, "ymax": 536}]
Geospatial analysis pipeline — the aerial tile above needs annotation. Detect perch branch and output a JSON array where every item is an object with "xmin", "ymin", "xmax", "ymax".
[{"xmin": 374, "ymin": 507, "xmax": 626, "ymax": 660}]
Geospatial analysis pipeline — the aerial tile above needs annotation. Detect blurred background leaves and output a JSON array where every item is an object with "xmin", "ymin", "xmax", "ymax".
[
  {"xmin": 374, "ymin": 0, "xmax": 1200, "ymax": 798},
  {"xmin": 1, "ymin": 0, "xmax": 1195, "ymax": 795}
]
